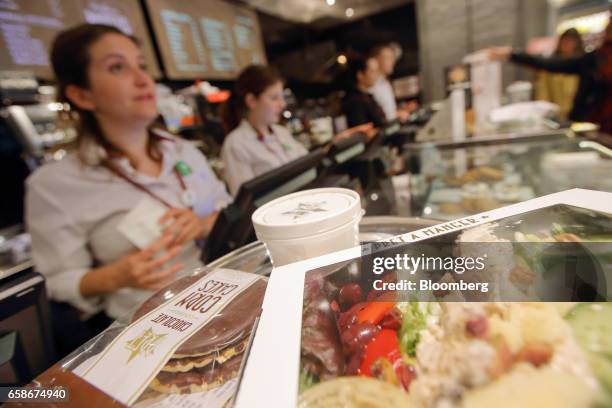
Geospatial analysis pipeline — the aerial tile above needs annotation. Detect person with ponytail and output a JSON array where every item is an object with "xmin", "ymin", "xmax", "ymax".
[
  {"xmin": 220, "ymin": 65, "xmax": 307, "ymax": 196},
  {"xmin": 25, "ymin": 24, "xmax": 231, "ymax": 327}
]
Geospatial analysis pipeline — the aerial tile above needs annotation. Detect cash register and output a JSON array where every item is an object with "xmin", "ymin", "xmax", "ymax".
[
  {"xmin": 0, "ymin": 72, "xmax": 77, "ymax": 168},
  {"xmin": 0, "ymin": 73, "xmax": 60, "ymax": 385}
]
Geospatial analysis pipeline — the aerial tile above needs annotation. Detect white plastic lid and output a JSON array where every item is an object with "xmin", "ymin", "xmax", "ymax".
[{"xmin": 252, "ymin": 188, "xmax": 362, "ymax": 241}]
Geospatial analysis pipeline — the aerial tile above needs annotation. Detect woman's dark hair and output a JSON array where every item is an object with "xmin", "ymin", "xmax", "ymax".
[
  {"xmin": 555, "ymin": 28, "xmax": 584, "ymax": 56},
  {"xmin": 346, "ymin": 55, "xmax": 369, "ymax": 86},
  {"xmin": 51, "ymin": 23, "xmax": 160, "ymax": 164},
  {"xmin": 220, "ymin": 64, "xmax": 282, "ymax": 133}
]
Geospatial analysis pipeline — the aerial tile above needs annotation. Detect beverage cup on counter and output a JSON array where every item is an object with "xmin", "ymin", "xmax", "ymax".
[{"xmin": 251, "ymin": 188, "xmax": 363, "ymax": 266}]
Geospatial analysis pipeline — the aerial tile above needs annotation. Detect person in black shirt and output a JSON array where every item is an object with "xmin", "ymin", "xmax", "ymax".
[
  {"xmin": 488, "ymin": 18, "xmax": 612, "ymax": 134},
  {"xmin": 342, "ymin": 55, "xmax": 387, "ymax": 129}
]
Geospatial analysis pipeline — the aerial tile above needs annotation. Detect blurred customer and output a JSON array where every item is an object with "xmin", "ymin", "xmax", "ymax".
[
  {"xmin": 220, "ymin": 65, "xmax": 307, "ymax": 196},
  {"xmin": 535, "ymin": 28, "xmax": 584, "ymax": 119},
  {"xmin": 369, "ymin": 42, "xmax": 416, "ymax": 122},
  {"xmin": 342, "ymin": 55, "xmax": 386, "ymax": 128},
  {"xmin": 26, "ymin": 24, "xmax": 231, "ymax": 330},
  {"xmin": 489, "ymin": 18, "xmax": 612, "ymax": 134}
]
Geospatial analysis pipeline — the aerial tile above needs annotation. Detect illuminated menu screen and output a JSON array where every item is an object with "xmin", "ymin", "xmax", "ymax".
[
  {"xmin": 0, "ymin": 0, "xmax": 160, "ymax": 79},
  {"xmin": 146, "ymin": 0, "xmax": 266, "ymax": 80}
]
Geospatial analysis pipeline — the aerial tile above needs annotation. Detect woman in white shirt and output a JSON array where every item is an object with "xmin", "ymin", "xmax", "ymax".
[
  {"xmin": 220, "ymin": 65, "xmax": 307, "ymax": 196},
  {"xmin": 26, "ymin": 24, "xmax": 231, "ymax": 321}
]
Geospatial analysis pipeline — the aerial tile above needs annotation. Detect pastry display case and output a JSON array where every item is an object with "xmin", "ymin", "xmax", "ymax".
[{"xmin": 406, "ymin": 137, "xmax": 612, "ymax": 221}]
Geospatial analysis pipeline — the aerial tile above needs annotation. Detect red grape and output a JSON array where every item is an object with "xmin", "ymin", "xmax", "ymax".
[{"xmin": 339, "ymin": 283, "xmax": 363, "ymax": 306}]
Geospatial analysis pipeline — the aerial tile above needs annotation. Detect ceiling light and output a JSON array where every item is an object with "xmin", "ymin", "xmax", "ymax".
[
  {"xmin": 326, "ymin": 0, "xmax": 335, "ymax": 5},
  {"xmin": 337, "ymin": 54, "xmax": 347, "ymax": 64},
  {"xmin": 345, "ymin": 7, "xmax": 354, "ymax": 17}
]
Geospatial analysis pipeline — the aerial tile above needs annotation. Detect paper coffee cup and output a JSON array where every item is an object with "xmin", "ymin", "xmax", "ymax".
[{"xmin": 251, "ymin": 188, "xmax": 362, "ymax": 266}]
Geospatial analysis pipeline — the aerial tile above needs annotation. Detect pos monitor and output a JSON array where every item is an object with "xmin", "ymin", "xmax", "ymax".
[
  {"xmin": 201, "ymin": 148, "xmax": 325, "ymax": 263},
  {"xmin": 327, "ymin": 132, "xmax": 367, "ymax": 166}
]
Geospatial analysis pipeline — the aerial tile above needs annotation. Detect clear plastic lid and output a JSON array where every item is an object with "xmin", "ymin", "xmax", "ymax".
[{"xmin": 252, "ymin": 188, "xmax": 361, "ymax": 240}]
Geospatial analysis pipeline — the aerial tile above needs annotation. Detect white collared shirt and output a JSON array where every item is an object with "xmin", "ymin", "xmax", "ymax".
[
  {"xmin": 25, "ymin": 132, "xmax": 232, "ymax": 319},
  {"xmin": 221, "ymin": 119, "xmax": 308, "ymax": 196},
  {"xmin": 370, "ymin": 76, "xmax": 398, "ymax": 121}
]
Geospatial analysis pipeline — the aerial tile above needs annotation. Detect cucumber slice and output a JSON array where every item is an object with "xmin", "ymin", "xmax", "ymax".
[{"xmin": 566, "ymin": 303, "xmax": 612, "ymax": 356}]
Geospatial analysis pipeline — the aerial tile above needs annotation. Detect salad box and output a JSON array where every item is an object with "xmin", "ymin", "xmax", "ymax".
[{"xmin": 236, "ymin": 189, "xmax": 612, "ymax": 408}]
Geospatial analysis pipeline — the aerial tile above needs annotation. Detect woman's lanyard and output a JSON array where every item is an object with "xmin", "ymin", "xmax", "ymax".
[
  {"xmin": 248, "ymin": 122, "xmax": 292, "ymax": 161},
  {"xmin": 102, "ymin": 160, "xmax": 195, "ymax": 209}
]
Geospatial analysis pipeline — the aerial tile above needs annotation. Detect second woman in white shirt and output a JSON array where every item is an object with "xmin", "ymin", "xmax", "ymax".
[{"xmin": 220, "ymin": 65, "xmax": 307, "ymax": 196}]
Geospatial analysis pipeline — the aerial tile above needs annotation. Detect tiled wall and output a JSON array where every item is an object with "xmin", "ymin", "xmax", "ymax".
[{"xmin": 416, "ymin": 0, "xmax": 550, "ymax": 102}]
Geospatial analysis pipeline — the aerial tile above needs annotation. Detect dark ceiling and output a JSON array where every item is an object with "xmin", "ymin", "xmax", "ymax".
[{"xmin": 241, "ymin": 0, "xmax": 412, "ymax": 26}]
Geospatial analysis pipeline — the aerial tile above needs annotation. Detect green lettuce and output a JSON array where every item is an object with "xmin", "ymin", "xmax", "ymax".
[
  {"xmin": 298, "ymin": 366, "xmax": 319, "ymax": 393},
  {"xmin": 398, "ymin": 302, "xmax": 429, "ymax": 357}
]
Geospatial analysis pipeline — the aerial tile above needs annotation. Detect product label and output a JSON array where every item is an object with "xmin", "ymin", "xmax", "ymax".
[{"xmin": 79, "ymin": 269, "xmax": 258, "ymax": 406}]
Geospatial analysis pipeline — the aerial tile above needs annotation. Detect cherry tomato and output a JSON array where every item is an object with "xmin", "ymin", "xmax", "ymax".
[{"xmin": 359, "ymin": 329, "xmax": 402, "ymax": 377}]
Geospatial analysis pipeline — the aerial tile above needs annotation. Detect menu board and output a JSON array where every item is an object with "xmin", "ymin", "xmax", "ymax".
[
  {"xmin": 0, "ymin": 0, "xmax": 160, "ymax": 79},
  {"xmin": 145, "ymin": 0, "xmax": 266, "ymax": 80}
]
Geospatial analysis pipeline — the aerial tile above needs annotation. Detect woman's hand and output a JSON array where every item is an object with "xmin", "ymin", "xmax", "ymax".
[
  {"xmin": 321, "ymin": 123, "xmax": 377, "ymax": 154},
  {"xmin": 334, "ymin": 123, "xmax": 373, "ymax": 141},
  {"xmin": 486, "ymin": 46, "xmax": 512, "ymax": 61},
  {"xmin": 114, "ymin": 234, "xmax": 184, "ymax": 291},
  {"xmin": 200, "ymin": 211, "xmax": 219, "ymax": 238},
  {"xmin": 334, "ymin": 123, "xmax": 377, "ymax": 142},
  {"xmin": 80, "ymin": 233, "xmax": 184, "ymax": 296},
  {"xmin": 364, "ymin": 126, "xmax": 379, "ymax": 142},
  {"xmin": 397, "ymin": 100, "xmax": 419, "ymax": 122},
  {"xmin": 333, "ymin": 123, "xmax": 378, "ymax": 145},
  {"xmin": 159, "ymin": 208, "xmax": 219, "ymax": 246}
]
